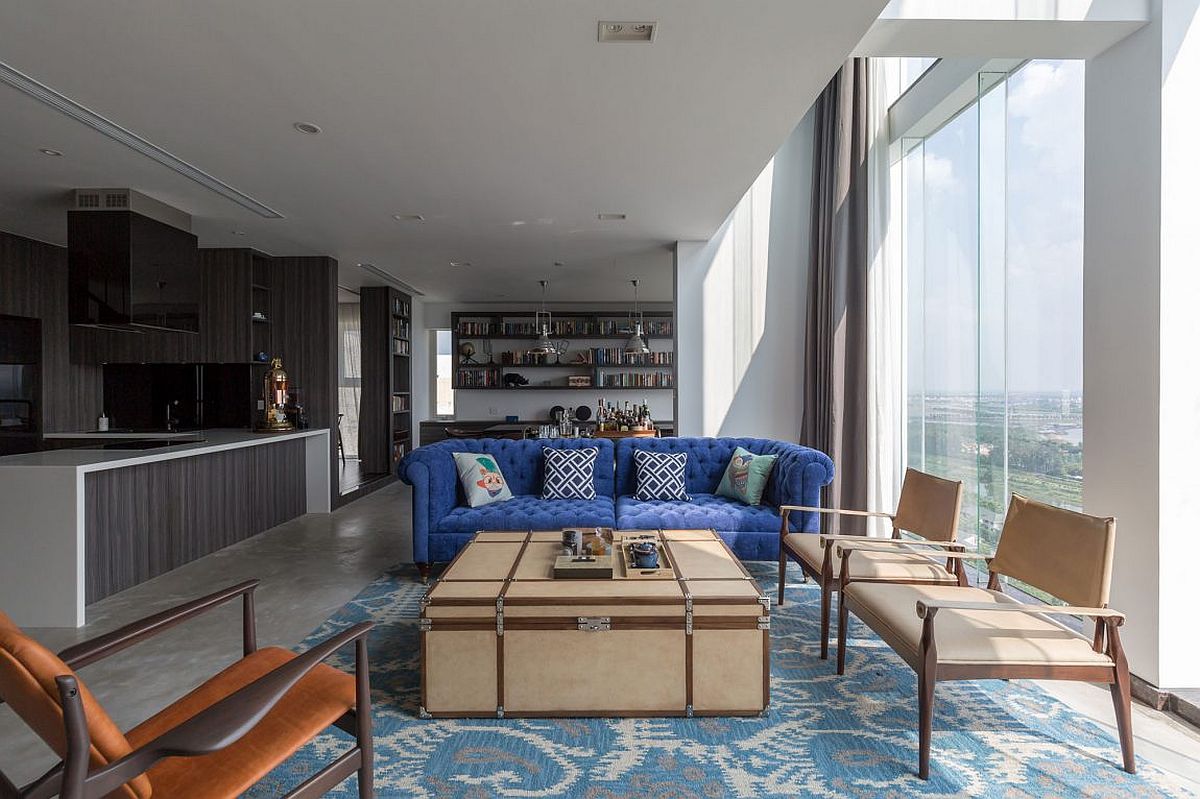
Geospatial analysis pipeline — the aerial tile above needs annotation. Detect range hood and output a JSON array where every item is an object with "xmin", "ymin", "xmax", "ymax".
[{"xmin": 68, "ymin": 189, "xmax": 200, "ymax": 333}]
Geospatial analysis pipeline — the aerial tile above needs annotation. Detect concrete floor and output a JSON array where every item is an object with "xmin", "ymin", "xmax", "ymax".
[{"xmin": 2, "ymin": 482, "xmax": 1199, "ymax": 793}]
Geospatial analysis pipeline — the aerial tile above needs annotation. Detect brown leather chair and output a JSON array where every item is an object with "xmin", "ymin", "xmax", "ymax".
[
  {"xmin": 777, "ymin": 468, "xmax": 966, "ymax": 659},
  {"xmin": 835, "ymin": 495, "xmax": 1132, "ymax": 780},
  {"xmin": 0, "ymin": 580, "xmax": 374, "ymax": 798}
]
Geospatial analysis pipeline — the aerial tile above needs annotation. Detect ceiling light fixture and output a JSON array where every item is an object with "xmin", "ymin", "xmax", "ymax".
[
  {"xmin": 293, "ymin": 121, "xmax": 322, "ymax": 135},
  {"xmin": 393, "ymin": 214, "xmax": 425, "ymax": 222},
  {"xmin": 598, "ymin": 21, "xmax": 656, "ymax": 42},
  {"xmin": 511, "ymin": 220, "xmax": 527, "ymax": 226},
  {"xmin": 624, "ymin": 279, "xmax": 651, "ymax": 355},
  {"xmin": 39, "ymin": 148, "xmax": 63, "ymax": 156},
  {"xmin": 449, "ymin": 261, "xmax": 471, "ymax": 268},
  {"xmin": 0, "ymin": 60, "xmax": 285, "ymax": 219},
  {"xmin": 530, "ymin": 280, "xmax": 557, "ymax": 356},
  {"xmin": 554, "ymin": 261, "xmax": 565, "ymax": 267},
  {"xmin": 598, "ymin": 213, "xmax": 627, "ymax": 221},
  {"xmin": 355, "ymin": 262, "xmax": 424, "ymax": 295}
]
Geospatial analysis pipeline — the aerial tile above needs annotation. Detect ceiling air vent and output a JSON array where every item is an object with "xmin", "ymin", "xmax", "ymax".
[{"xmin": 597, "ymin": 21, "xmax": 656, "ymax": 43}]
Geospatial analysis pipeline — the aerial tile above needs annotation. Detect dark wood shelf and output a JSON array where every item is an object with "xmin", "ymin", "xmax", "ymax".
[
  {"xmin": 455, "ymin": 333, "xmax": 667, "ymax": 341},
  {"xmin": 452, "ymin": 385, "xmax": 673, "ymax": 391}
]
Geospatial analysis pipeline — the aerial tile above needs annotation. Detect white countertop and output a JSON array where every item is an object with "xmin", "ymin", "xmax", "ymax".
[
  {"xmin": 42, "ymin": 430, "xmax": 206, "ymax": 440},
  {"xmin": 0, "ymin": 428, "xmax": 328, "ymax": 472}
]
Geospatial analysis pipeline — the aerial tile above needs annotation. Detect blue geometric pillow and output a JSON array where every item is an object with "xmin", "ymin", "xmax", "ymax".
[
  {"xmin": 634, "ymin": 450, "xmax": 690, "ymax": 501},
  {"xmin": 543, "ymin": 447, "xmax": 598, "ymax": 500}
]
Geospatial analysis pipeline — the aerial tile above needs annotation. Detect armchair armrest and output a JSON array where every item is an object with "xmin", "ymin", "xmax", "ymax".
[
  {"xmin": 915, "ymin": 597, "xmax": 1125, "ymax": 624},
  {"xmin": 58, "ymin": 580, "xmax": 261, "ymax": 669},
  {"xmin": 818, "ymin": 534, "xmax": 962, "ymax": 551},
  {"xmin": 78, "ymin": 621, "xmax": 374, "ymax": 798},
  {"xmin": 780, "ymin": 505, "xmax": 895, "ymax": 519},
  {"xmin": 836, "ymin": 543, "xmax": 991, "ymax": 561}
]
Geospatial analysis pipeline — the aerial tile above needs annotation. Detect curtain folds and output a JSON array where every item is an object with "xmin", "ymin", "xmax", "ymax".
[
  {"xmin": 801, "ymin": 60, "xmax": 870, "ymax": 531},
  {"xmin": 865, "ymin": 59, "xmax": 904, "ymax": 535}
]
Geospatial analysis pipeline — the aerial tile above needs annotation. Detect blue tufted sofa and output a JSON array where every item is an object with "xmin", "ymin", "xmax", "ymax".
[
  {"xmin": 397, "ymin": 436, "xmax": 833, "ymax": 576},
  {"xmin": 398, "ymin": 438, "xmax": 617, "ymax": 577},
  {"xmin": 614, "ymin": 437, "xmax": 834, "ymax": 560}
]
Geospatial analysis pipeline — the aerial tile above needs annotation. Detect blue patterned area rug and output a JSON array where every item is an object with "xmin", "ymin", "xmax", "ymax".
[{"xmin": 249, "ymin": 563, "xmax": 1193, "ymax": 798}]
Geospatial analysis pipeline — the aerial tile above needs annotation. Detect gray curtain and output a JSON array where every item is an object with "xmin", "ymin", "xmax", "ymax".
[{"xmin": 801, "ymin": 60, "xmax": 869, "ymax": 529}]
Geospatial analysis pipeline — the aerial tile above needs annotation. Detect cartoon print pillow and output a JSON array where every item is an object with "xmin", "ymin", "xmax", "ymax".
[
  {"xmin": 452, "ymin": 452, "xmax": 515, "ymax": 508},
  {"xmin": 715, "ymin": 446, "xmax": 778, "ymax": 506}
]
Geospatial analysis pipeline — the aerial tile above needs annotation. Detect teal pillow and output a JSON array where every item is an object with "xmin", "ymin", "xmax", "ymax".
[
  {"xmin": 716, "ymin": 447, "xmax": 777, "ymax": 506},
  {"xmin": 452, "ymin": 452, "xmax": 514, "ymax": 508}
]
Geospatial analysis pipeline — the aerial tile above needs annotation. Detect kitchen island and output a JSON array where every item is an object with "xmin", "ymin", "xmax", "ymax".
[{"xmin": 0, "ymin": 428, "xmax": 330, "ymax": 626}]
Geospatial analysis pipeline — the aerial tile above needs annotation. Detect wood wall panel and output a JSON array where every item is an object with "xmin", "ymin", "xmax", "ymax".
[
  {"xmin": 0, "ymin": 230, "xmax": 101, "ymax": 431},
  {"xmin": 198, "ymin": 248, "xmax": 253, "ymax": 363},
  {"xmin": 358, "ymin": 287, "xmax": 390, "ymax": 475},
  {"xmin": 271, "ymin": 256, "xmax": 338, "ymax": 502},
  {"xmin": 84, "ymin": 438, "xmax": 308, "ymax": 603}
]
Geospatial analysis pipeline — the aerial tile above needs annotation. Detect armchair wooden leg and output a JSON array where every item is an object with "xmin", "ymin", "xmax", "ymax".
[
  {"xmin": 356, "ymin": 637, "xmax": 375, "ymax": 797},
  {"xmin": 917, "ymin": 664, "xmax": 936, "ymax": 780},
  {"xmin": 1107, "ymin": 622, "xmax": 1136, "ymax": 774},
  {"xmin": 777, "ymin": 553, "xmax": 787, "ymax": 608},
  {"xmin": 917, "ymin": 610, "xmax": 939, "ymax": 780},
  {"xmin": 819, "ymin": 582, "xmax": 832, "ymax": 661},
  {"xmin": 836, "ymin": 590, "xmax": 849, "ymax": 675},
  {"xmin": 417, "ymin": 563, "xmax": 431, "ymax": 584}
]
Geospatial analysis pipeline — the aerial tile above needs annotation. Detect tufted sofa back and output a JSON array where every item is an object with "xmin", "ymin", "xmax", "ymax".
[
  {"xmin": 614, "ymin": 437, "xmax": 834, "ymax": 507},
  {"xmin": 400, "ymin": 438, "xmax": 616, "ymax": 524}
]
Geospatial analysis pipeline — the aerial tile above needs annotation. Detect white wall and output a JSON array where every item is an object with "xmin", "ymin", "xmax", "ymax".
[
  {"xmin": 674, "ymin": 110, "xmax": 814, "ymax": 440},
  {"xmin": 1084, "ymin": 0, "xmax": 1200, "ymax": 689}
]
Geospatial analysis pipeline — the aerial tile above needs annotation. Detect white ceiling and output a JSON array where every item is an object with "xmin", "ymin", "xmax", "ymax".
[{"xmin": 0, "ymin": 1, "xmax": 885, "ymax": 301}]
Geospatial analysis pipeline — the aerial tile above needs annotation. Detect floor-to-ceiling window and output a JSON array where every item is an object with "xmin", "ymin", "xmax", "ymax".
[{"xmin": 899, "ymin": 60, "xmax": 1084, "ymax": 560}]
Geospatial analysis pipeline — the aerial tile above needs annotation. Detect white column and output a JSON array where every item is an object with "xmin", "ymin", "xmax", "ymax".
[{"xmin": 1084, "ymin": 0, "xmax": 1200, "ymax": 688}]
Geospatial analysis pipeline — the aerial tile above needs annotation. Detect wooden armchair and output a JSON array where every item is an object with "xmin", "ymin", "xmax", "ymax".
[
  {"xmin": 777, "ymin": 468, "xmax": 965, "ymax": 659},
  {"xmin": 0, "ymin": 580, "xmax": 375, "ymax": 798},
  {"xmin": 834, "ymin": 494, "xmax": 1132, "ymax": 780}
]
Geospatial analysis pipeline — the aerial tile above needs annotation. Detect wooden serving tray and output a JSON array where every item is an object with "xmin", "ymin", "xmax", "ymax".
[{"xmin": 617, "ymin": 535, "xmax": 677, "ymax": 580}]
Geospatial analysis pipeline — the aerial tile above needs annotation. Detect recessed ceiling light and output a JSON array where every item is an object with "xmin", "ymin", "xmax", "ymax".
[
  {"xmin": 39, "ymin": 148, "xmax": 63, "ymax": 156},
  {"xmin": 393, "ymin": 213, "xmax": 425, "ymax": 222},
  {"xmin": 598, "ymin": 21, "xmax": 656, "ymax": 42},
  {"xmin": 597, "ymin": 213, "xmax": 627, "ymax": 221},
  {"xmin": 293, "ymin": 121, "xmax": 322, "ymax": 135},
  {"xmin": 554, "ymin": 261, "xmax": 566, "ymax": 267},
  {"xmin": 511, "ymin": 220, "xmax": 527, "ymax": 226},
  {"xmin": 449, "ymin": 261, "xmax": 471, "ymax": 268}
]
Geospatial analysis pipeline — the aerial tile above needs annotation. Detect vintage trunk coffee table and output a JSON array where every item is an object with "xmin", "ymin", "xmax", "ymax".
[{"xmin": 419, "ymin": 529, "xmax": 770, "ymax": 718}]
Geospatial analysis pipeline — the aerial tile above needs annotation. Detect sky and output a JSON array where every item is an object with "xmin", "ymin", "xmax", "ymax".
[{"xmin": 909, "ymin": 59, "xmax": 1085, "ymax": 396}]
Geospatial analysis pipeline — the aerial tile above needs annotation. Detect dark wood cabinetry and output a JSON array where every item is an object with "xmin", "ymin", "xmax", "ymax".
[
  {"xmin": 0, "ymin": 230, "xmax": 100, "ymax": 432},
  {"xmin": 359, "ymin": 286, "xmax": 412, "ymax": 476},
  {"xmin": 84, "ymin": 438, "xmax": 307, "ymax": 602}
]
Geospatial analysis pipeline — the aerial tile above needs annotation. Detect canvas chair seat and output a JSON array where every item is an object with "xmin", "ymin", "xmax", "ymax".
[
  {"xmin": 785, "ymin": 533, "xmax": 958, "ymax": 583},
  {"xmin": 845, "ymin": 582, "xmax": 1114, "ymax": 669}
]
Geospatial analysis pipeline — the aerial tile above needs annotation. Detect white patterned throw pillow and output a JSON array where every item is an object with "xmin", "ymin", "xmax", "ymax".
[
  {"xmin": 634, "ymin": 450, "xmax": 690, "ymax": 501},
  {"xmin": 542, "ymin": 447, "xmax": 598, "ymax": 500}
]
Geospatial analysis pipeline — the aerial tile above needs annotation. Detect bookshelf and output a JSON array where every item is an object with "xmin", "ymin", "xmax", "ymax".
[
  {"xmin": 450, "ymin": 310, "xmax": 675, "ymax": 392},
  {"xmin": 360, "ymin": 287, "xmax": 413, "ymax": 475}
]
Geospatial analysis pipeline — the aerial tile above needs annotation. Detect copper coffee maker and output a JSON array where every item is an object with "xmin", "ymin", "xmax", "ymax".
[{"xmin": 261, "ymin": 357, "xmax": 295, "ymax": 431}]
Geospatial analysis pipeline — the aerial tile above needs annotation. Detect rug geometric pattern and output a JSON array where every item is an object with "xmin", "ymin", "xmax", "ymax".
[{"xmin": 248, "ymin": 562, "xmax": 1195, "ymax": 798}]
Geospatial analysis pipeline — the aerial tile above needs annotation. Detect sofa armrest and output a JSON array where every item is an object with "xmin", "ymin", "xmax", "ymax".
[
  {"xmin": 770, "ymin": 444, "xmax": 835, "ymax": 532},
  {"xmin": 398, "ymin": 446, "xmax": 460, "ymax": 563}
]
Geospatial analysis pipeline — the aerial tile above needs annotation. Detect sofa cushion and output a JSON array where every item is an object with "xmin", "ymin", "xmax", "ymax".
[
  {"xmin": 716, "ymin": 446, "xmax": 778, "ymax": 506},
  {"xmin": 452, "ymin": 452, "xmax": 514, "ymax": 507},
  {"xmin": 435, "ymin": 495, "xmax": 616, "ymax": 534},
  {"xmin": 616, "ymin": 493, "xmax": 783, "ymax": 533},
  {"xmin": 634, "ymin": 450, "xmax": 690, "ymax": 501},
  {"xmin": 542, "ymin": 447, "xmax": 599, "ymax": 500}
]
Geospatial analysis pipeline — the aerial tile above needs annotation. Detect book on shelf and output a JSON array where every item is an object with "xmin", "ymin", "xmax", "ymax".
[
  {"xmin": 456, "ymin": 319, "xmax": 673, "ymax": 337},
  {"xmin": 393, "ymin": 339, "xmax": 410, "ymax": 356},
  {"xmin": 392, "ymin": 319, "xmax": 411, "ymax": 339},
  {"xmin": 392, "ymin": 395, "xmax": 410, "ymax": 412},
  {"xmin": 456, "ymin": 367, "xmax": 500, "ymax": 388},
  {"xmin": 599, "ymin": 372, "xmax": 674, "ymax": 388},
  {"xmin": 391, "ymin": 297, "xmax": 411, "ymax": 318}
]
